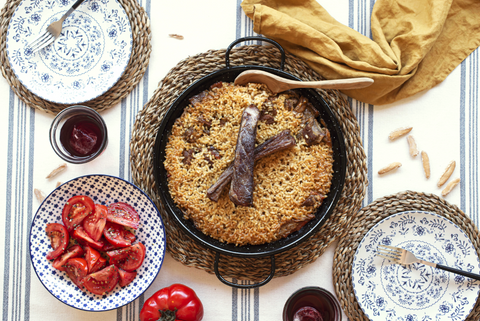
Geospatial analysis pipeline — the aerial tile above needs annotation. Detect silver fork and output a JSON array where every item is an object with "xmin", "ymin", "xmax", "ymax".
[
  {"xmin": 377, "ymin": 244, "xmax": 480, "ymax": 281},
  {"xmin": 27, "ymin": 0, "xmax": 86, "ymax": 53}
]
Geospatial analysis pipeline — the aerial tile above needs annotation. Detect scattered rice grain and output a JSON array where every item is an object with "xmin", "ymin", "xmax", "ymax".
[
  {"xmin": 441, "ymin": 178, "xmax": 460, "ymax": 196},
  {"xmin": 169, "ymin": 34, "xmax": 184, "ymax": 40},
  {"xmin": 407, "ymin": 135, "xmax": 418, "ymax": 157},
  {"xmin": 388, "ymin": 127, "xmax": 412, "ymax": 140},
  {"xmin": 421, "ymin": 151, "xmax": 430, "ymax": 179},
  {"xmin": 46, "ymin": 163, "xmax": 67, "ymax": 179},
  {"xmin": 437, "ymin": 160, "xmax": 455, "ymax": 187},
  {"xmin": 34, "ymin": 188, "xmax": 45, "ymax": 202},
  {"xmin": 378, "ymin": 162, "xmax": 402, "ymax": 174}
]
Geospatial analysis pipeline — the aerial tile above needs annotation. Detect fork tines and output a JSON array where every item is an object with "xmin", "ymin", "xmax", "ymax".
[
  {"xmin": 376, "ymin": 244, "xmax": 402, "ymax": 262},
  {"xmin": 27, "ymin": 32, "xmax": 54, "ymax": 53}
]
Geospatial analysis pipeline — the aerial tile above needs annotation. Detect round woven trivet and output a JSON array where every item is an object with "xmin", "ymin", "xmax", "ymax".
[
  {"xmin": 130, "ymin": 44, "xmax": 368, "ymax": 281},
  {"xmin": 0, "ymin": 0, "xmax": 151, "ymax": 114},
  {"xmin": 333, "ymin": 190, "xmax": 480, "ymax": 320}
]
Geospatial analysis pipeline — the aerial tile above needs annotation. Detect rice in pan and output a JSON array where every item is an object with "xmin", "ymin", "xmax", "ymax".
[{"xmin": 164, "ymin": 82, "xmax": 334, "ymax": 246}]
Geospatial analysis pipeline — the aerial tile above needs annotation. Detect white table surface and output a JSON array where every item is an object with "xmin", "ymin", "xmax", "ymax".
[{"xmin": 1, "ymin": 0, "xmax": 478, "ymax": 320}]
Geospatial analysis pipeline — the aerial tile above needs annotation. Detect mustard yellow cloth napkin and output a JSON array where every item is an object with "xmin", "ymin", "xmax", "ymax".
[{"xmin": 241, "ymin": 0, "xmax": 480, "ymax": 105}]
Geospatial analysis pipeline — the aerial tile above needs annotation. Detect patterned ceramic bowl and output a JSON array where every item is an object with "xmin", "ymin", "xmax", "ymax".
[{"xmin": 29, "ymin": 174, "xmax": 166, "ymax": 311}]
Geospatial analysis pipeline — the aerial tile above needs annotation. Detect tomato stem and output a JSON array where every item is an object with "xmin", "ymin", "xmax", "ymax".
[{"xmin": 158, "ymin": 309, "xmax": 177, "ymax": 321}]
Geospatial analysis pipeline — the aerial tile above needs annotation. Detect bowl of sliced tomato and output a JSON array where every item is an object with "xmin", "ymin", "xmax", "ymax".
[{"xmin": 30, "ymin": 174, "xmax": 166, "ymax": 311}]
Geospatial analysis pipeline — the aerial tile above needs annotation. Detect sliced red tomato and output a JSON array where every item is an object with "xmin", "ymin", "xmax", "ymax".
[
  {"xmin": 92, "ymin": 236, "xmax": 119, "ymax": 251},
  {"xmin": 45, "ymin": 223, "xmax": 69, "ymax": 260},
  {"xmin": 90, "ymin": 256, "xmax": 107, "ymax": 274},
  {"xmin": 124, "ymin": 231, "xmax": 136, "ymax": 244},
  {"xmin": 64, "ymin": 257, "xmax": 88, "ymax": 289},
  {"xmin": 62, "ymin": 195, "xmax": 95, "ymax": 231},
  {"xmin": 118, "ymin": 268, "xmax": 137, "ymax": 287},
  {"xmin": 52, "ymin": 245, "xmax": 84, "ymax": 271},
  {"xmin": 101, "ymin": 236, "xmax": 120, "ymax": 251},
  {"xmin": 83, "ymin": 265, "xmax": 119, "ymax": 295},
  {"xmin": 72, "ymin": 226, "xmax": 104, "ymax": 250},
  {"xmin": 103, "ymin": 222, "xmax": 136, "ymax": 248},
  {"xmin": 83, "ymin": 204, "xmax": 107, "ymax": 241},
  {"xmin": 106, "ymin": 202, "xmax": 140, "ymax": 229},
  {"xmin": 84, "ymin": 246, "xmax": 102, "ymax": 273},
  {"xmin": 107, "ymin": 243, "xmax": 146, "ymax": 272}
]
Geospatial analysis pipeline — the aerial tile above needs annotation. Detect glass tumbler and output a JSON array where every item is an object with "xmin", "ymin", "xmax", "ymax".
[
  {"xmin": 49, "ymin": 105, "xmax": 108, "ymax": 164},
  {"xmin": 283, "ymin": 286, "xmax": 342, "ymax": 321}
]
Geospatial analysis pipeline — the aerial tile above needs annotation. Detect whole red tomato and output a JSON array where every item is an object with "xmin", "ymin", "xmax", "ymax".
[{"xmin": 140, "ymin": 284, "xmax": 204, "ymax": 321}]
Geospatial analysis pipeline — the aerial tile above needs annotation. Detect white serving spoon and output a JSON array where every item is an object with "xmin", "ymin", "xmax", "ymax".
[{"xmin": 234, "ymin": 70, "xmax": 373, "ymax": 94}]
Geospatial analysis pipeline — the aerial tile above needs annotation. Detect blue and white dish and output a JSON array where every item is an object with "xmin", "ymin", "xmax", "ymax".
[
  {"xmin": 352, "ymin": 211, "xmax": 480, "ymax": 321},
  {"xmin": 29, "ymin": 174, "xmax": 166, "ymax": 311},
  {"xmin": 6, "ymin": 0, "xmax": 132, "ymax": 104}
]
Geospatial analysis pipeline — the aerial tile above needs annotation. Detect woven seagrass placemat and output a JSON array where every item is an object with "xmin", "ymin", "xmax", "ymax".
[
  {"xmin": 130, "ymin": 44, "xmax": 368, "ymax": 281},
  {"xmin": 333, "ymin": 190, "xmax": 480, "ymax": 320},
  {"xmin": 0, "ymin": 0, "xmax": 151, "ymax": 114}
]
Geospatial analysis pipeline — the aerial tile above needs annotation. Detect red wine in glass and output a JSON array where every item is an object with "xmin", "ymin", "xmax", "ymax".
[{"xmin": 59, "ymin": 115, "xmax": 103, "ymax": 157}]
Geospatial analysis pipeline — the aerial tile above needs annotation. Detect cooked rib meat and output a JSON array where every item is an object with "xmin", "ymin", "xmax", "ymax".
[
  {"xmin": 254, "ymin": 129, "xmax": 296, "ymax": 159},
  {"xmin": 207, "ymin": 164, "xmax": 233, "ymax": 202},
  {"xmin": 182, "ymin": 148, "xmax": 195, "ymax": 165},
  {"xmin": 259, "ymin": 113, "xmax": 275, "ymax": 124},
  {"xmin": 183, "ymin": 126, "xmax": 198, "ymax": 143},
  {"xmin": 229, "ymin": 105, "xmax": 261, "ymax": 206},
  {"xmin": 323, "ymin": 128, "xmax": 332, "ymax": 147},
  {"xmin": 262, "ymin": 96, "xmax": 278, "ymax": 109},
  {"xmin": 293, "ymin": 96, "xmax": 309, "ymax": 113},
  {"xmin": 304, "ymin": 103, "xmax": 320, "ymax": 118},
  {"xmin": 259, "ymin": 107, "xmax": 277, "ymax": 124},
  {"xmin": 284, "ymin": 97, "xmax": 299, "ymax": 111},
  {"xmin": 210, "ymin": 82, "xmax": 223, "ymax": 89},
  {"xmin": 189, "ymin": 91, "xmax": 207, "ymax": 106},
  {"xmin": 198, "ymin": 115, "xmax": 212, "ymax": 134},
  {"xmin": 198, "ymin": 115, "xmax": 212, "ymax": 128},
  {"xmin": 204, "ymin": 155, "xmax": 214, "ymax": 166},
  {"xmin": 207, "ymin": 165, "xmax": 235, "ymax": 201},
  {"xmin": 301, "ymin": 191, "xmax": 325, "ymax": 207},
  {"xmin": 207, "ymin": 129, "xmax": 296, "ymax": 202},
  {"xmin": 277, "ymin": 214, "xmax": 315, "ymax": 239},
  {"xmin": 300, "ymin": 117, "xmax": 326, "ymax": 146},
  {"xmin": 208, "ymin": 146, "xmax": 221, "ymax": 159}
]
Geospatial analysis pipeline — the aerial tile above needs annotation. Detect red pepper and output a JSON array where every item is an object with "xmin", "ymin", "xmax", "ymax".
[{"xmin": 140, "ymin": 284, "xmax": 204, "ymax": 321}]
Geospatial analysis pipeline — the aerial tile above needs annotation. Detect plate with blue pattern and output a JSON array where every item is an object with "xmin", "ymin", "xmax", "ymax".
[
  {"xmin": 6, "ymin": 0, "xmax": 132, "ymax": 104},
  {"xmin": 352, "ymin": 211, "xmax": 480, "ymax": 321},
  {"xmin": 29, "ymin": 174, "xmax": 166, "ymax": 311}
]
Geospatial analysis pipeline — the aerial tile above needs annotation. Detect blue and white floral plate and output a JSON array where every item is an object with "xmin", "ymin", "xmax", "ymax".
[
  {"xmin": 6, "ymin": 0, "xmax": 132, "ymax": 104},
  {"xmin": 352, "ymin": 211, "xmax": 480, "ymax": 321},
  {"xmin": 29, "ymin": 175, "xmax": 166, "ymax": 311}
]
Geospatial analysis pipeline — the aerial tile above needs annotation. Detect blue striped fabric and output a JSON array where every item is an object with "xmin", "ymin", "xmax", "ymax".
[{"xmin": 461, "ymin": 49, "xmax": 479, "ymax": 228}]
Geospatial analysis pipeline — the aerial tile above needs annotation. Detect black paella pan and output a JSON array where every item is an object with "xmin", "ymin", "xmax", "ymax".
[{"xmin": 153, "ymin": 37, "xmax": 347, "ymax": 288}]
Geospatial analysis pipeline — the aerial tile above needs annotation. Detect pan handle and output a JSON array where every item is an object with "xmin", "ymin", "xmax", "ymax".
[
  {"xmin": 225, "ymin": 36, "xmax": 286, "ymax": 70},
  {"xmin": 214, "ymin": 252, "xmax": 276, "ymax": 289}
]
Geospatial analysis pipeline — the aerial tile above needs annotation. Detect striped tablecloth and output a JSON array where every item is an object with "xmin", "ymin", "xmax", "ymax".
[{"xmin": 0, "ymin": 0, "xmax": 478, "ymax": 320}]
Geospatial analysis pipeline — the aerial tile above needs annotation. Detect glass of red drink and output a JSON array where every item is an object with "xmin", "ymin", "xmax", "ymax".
[
  {"xmin": 283, "ymin": 287, "xmax": 342, "ymax": 321},
  {"xmin": 49, "ymin": 105, "xmax": 108, "ymax": 164}
]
